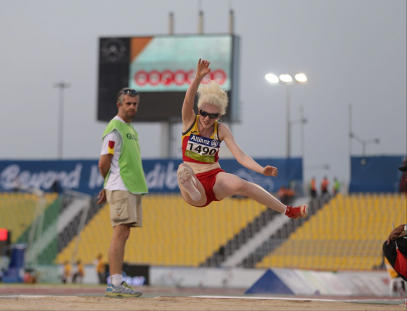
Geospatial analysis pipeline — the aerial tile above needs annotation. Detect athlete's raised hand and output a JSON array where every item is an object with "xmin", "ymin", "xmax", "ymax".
[
  {"xmin": 196, "ymin": 59, "xmax": 211, "ymax": 79},
  {"xmin": 262, "ymin": 165, "xmax": 278, "ymax": 177},
  {"xmin": 182, "ymin": 58, "xmax": 211, "ymax": 131}
]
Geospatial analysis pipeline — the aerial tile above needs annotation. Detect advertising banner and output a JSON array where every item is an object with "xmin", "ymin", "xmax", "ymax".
[
  {"xmin": 0, "ymin": 158, "xmax": 302, "ymax": 195},
  {"xmin": 129, "ymin": 35, "xmax": 232, "ymax": 92}
]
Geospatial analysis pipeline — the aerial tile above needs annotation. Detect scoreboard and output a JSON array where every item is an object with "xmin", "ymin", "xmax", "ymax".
[{"xmin": 97, "ymin": 35, "xmax": 240, "ymax": 122}]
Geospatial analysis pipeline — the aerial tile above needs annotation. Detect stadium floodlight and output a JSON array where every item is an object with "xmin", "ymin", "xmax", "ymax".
[
  {"xmin": 295, "ymin": 73, "xmax": 307, "ymax": 83},
  {"xmin": 279, "ymin": 74, "xmax": 293, "ymax": 83},
  {"xmin": 265, "ymin": 73, "xmax": 279, "ymax": 84},
  {"xmin": 265, "ymin": 72, "xmax": 308, "ymax": 158}
]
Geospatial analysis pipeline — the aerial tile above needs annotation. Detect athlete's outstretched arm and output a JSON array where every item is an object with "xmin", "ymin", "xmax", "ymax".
[
  {"xmin": 220, "ymin": 124, "xmax": 278, "ymax": 177},
  {"xmin": 182, "ymin": 59, "xmax": 211, "ymax": 130}
]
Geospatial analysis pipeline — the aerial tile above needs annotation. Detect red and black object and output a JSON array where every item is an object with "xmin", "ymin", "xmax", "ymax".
[{"xmin": 0, "ymin": 228, "xmax": 11, "ymax": 257}]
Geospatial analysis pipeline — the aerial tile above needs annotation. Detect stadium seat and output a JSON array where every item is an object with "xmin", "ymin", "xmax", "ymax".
[
  {"xmin": 56, "ymin": 195, "xmax": 268, "ymax": 266},
  {"xmin": 0, "ymin": 192, "xmax": 58, "ymax": 243},
  {"xmin": 257, "ymin": 193, "xmax": 406, "ymax": 271}
]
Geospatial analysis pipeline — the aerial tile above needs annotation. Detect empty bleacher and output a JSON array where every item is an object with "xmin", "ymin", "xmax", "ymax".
[
  {"xmin": 0, "ymin": 192, "xmax": 58, "ymax": 243},
  {"xmin": 56, "ymin": 195, "xmax": 268, "ymax": 266},
  {"xmin": 257, "ymin": 193, "xmax": 406, "ymax": 270},
  {"xmin": 241, "ymin": 196, "xmax": 329, "ymax": 268}
]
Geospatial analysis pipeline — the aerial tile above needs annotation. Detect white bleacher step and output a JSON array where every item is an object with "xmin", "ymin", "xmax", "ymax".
[{"xmin": 221, "ymin": 197, "xmax": 309, "ymax": 268}]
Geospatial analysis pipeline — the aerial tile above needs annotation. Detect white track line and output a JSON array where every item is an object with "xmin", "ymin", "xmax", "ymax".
[
  {"xmin": 190, "ymin": 295, "xmax": 404, "ymax": 303},
  {"xmin": 191, "ymin": 296, "xmax": 337, "ymax": 302}
]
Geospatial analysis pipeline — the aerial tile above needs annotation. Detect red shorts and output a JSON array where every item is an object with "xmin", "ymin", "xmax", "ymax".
[{"xmin": 194, "ymin": 168, "xmax": 225, "ymax": 207}]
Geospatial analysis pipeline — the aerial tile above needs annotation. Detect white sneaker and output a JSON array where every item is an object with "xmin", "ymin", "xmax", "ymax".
[
  {"xmin": 105, "ymin": 281, "xmax": 142, "ymax": 298},
  {"xmin": 178, "ymin": 166, "xmax": 201, "ymax": 201}
]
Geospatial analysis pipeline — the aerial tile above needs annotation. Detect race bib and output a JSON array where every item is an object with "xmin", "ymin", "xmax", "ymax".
[{"xmin": 185, "ymin": 134, "xmax": 220, "ymax": 163}]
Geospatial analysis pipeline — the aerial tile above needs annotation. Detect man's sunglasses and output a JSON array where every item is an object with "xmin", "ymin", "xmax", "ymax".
[
  {"xmin": 122, "ymin": 89, "xmax": 138, "ymax": 95},
  {"xmin": 199, "ymin": 109, "xmax": 219, "ymax": 120}
]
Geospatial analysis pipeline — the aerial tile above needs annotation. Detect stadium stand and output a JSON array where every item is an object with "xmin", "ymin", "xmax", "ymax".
[
  {"xmin": 256, "ymin": 193, "xmax": 407, "ymax": 270},
  {"xmin": 7, "ymin": 191, "xmax": 402, "ymax": 272},
  {"xmin": 56, "ymin": 195, "xmax": 268, "ymax": 266},
  {"xmin": 241, "ymin": 196, "xmax": 329, "ymax": 268},
  {"xmin": 0, "ymin": 192, "xmax": 58, "ymax": 244},
  {"xmin": 57, "ymin": 196, "xmax": 102, "ymax": 252},
  {"xmin": 200, "ymin": 206, "xmax": 280, "ymax": 267}
]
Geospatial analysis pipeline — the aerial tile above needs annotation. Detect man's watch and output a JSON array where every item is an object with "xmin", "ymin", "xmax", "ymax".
[{"xmin": 404, "ymin": 224, "xmax": 407, "ymax": 235}]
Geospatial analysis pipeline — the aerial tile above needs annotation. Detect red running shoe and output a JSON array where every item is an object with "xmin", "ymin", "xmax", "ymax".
[{"xmin": 285, "ymin": 204, "xmax": 308, "ymax": 220}]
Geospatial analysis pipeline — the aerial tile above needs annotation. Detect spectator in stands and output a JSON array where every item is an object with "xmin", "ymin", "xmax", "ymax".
[
  {"xmin": 62, "ymin": 261, "xmax": 72, "ymax": 284},
  {"xmin": 320, "ymin": 176, "xmax": 329, "ymax": 196},
  {"xmin": 399, "ymin": 158, "xmax": 407, "ymax": 193},
  {"xmin": 383, "ymin": 162, "xmax": 407, "ymax": 282},
  {"xmin": 277, "ymin": 186, "xmax": 295, "ymax": 206},
  {"xmin": 72, "ymin": 260, "xmax": 85, "ymax": 284},
  {"xmin": 332, "ymin": 177, "xmax": 341, "ymax": 196},
  {"xmin": 97, "ymin": 87, "xmax": 147, "ymax": 298},
  {"xmin": 95, "ymin": 253, "xmax": 105, "ymax": 284},
  {"xmin": 309, "ymin": 177, "xmax": 317, "ymax": 198}
]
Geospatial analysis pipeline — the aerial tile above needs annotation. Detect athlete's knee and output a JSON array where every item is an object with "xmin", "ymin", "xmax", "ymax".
[
  {"xmin": 178, "ymin": 163, "xmax": 189, "ymax": 169},
  {"xmin": 233, "ymin": 179, "xmax": 250, "ymax": 195},
  {"xmin": 178, "ymin": 163, "xmax": 185, "ymax": 170},
  {"xmin": 178, "ymin": 163, "xmax": 191, "ymax": 174}
]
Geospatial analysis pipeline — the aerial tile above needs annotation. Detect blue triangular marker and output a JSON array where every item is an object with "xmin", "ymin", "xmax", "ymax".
[{"xmin": 245, "ymin": 269, "xmax": 294, "ymax": 295}]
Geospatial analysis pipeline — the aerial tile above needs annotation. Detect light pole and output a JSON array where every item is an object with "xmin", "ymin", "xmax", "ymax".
[
  {"xmin": 349, "ymin": 132, "xmax": 380, "ymax": 164},
  {"xmin": 54, "ymin": 82, "xmax": 70, "ymax": 159},
  {"xmin": 265, "ymin": 73, "xmax": 307, "ymax": 158},
  {"xmin": 290, "ymin": 106, "xmax": 308, "ymax": 159}
]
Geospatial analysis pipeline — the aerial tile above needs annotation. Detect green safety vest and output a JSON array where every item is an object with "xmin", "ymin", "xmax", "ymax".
[{"xmin": 102, "ymin": 119, "xmax": 148, "ymax": 194}]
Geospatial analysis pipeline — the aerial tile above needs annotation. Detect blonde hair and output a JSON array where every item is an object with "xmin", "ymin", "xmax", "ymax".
[{"xmin": 196, "ymin": 80, "xmax": 228, "ymax": 115}]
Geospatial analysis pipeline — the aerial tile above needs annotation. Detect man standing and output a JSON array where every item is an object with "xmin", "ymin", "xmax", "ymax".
[
  {"xmin": 332, "ymin": 177, "xmax": 341, "ymax": 196},
  {"xmin": 309, "ymin": 177, "xmax": 317, "ymax": 198},
  {"xmin": 97, "ymin": 88, "xmax": 148, "ymax": 298},
  {"xmin": 320, "ymin": 176, "xmax": 329, "ymax": 196},
  {"xmin": 383, "ymin": 162, "xmax": 407, "ymax": 282}
]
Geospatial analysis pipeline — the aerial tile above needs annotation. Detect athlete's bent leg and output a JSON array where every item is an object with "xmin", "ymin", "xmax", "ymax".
[
  {"xmin": 213, "ymin": 172, "xmax": 308, "ymax": 219},
  {"xmin": 177, "ymin": 163, "xmax": 208, "ymax": 207},
  {"xmin": 213, "ymin": 172, "xmax": 286, "ymax": 213}
]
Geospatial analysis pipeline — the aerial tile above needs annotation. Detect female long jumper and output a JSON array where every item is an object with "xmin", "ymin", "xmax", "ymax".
[{"xmin": 177, "ymin": 59, "xmax": 308, "ymax": 220}]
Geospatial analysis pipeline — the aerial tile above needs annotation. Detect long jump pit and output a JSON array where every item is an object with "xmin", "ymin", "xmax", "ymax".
[{"xmin": 0, "ymin": 284, "xmax": 405, "ymax": 310}]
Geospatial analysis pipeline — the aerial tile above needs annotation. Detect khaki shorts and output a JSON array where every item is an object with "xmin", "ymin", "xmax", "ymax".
[{"xmin": 106, "ymin": 190, "xmax": 142, "ymax": 227}]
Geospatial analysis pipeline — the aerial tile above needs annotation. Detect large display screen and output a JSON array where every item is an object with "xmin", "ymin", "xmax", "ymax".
[{"xmin": 97, "ymin": 35, "xmax": 240, "ymax": 122}]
